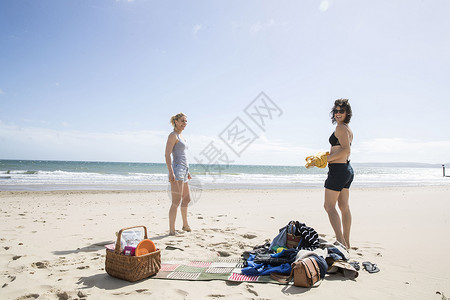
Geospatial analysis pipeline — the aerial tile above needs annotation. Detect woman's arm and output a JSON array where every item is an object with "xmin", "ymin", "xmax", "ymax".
[
  {"xmin": 327, "ymin": 124, "xmax": 351, "ymax": 163},
  {"xmin": 165, "ymin": 133, "xmax": 177, "ymax": 181}
]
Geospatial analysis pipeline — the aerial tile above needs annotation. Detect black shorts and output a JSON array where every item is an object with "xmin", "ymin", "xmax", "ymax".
[{"xmin": 324, "ymin": 162, "xmax": 354, "ymax": 191}]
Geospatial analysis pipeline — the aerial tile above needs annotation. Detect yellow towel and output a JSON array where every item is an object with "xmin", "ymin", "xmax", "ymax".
[{"xmin": 305, "ymin": 151, "xmax": 330, "ymax": 168}]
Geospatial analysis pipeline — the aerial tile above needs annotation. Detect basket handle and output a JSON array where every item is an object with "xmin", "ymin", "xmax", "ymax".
[{"xmin": 114, "ymin": 225, "xmax": 148, "ymax": 254}]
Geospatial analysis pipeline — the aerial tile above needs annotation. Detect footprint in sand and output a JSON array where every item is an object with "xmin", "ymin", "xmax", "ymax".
[
  {"xmin": 217, "ymin": 251, "xmax": 231, "ymax": 257},
  {"xmin": 175, "ymin": 289, "xmax": 189, "ymax": 297},
  {"xmin": 56, "ymin": 291, "xmax": 69, "ymax": 300},
  {"xmin": 15, "ymin": 293, "xmax": 40, "ymax": 299},
  {"xmin": 6, "ymin": 275, "xmax": 16, "ymax": 283},
  {"xmin": 237, "ymin": 241, "xmax": 249, "ymax": 249},
  {"xmin": 77, "ymin": 291, "xmax": 88, "ymax": 298},
  {"xmin": 32, "ymin": 261, "xmax": 49, "ymax": 269},
  {"xmin": 245, "ymin": 284, "xmax": 258, "ymax": 296}
]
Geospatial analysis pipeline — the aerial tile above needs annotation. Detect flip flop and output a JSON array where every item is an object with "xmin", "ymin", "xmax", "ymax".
[
  {"xmin": 362, "ymin": 261, "xmax": 380, "ymax": 273},
  {"xmin": 349, "ymin": 261, "xmax": 360, "ymax": 271}
]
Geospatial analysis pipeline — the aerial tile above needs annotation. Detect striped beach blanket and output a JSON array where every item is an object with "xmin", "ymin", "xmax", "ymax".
[{"xmin": 152, "ymin": 257, "xmax": 284, "ymax": 284}]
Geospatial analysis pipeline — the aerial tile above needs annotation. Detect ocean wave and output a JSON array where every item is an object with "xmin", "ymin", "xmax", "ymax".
[
  {"xmin": 0, "ymin": 169, "xmax": 169, "ymax": 187},
  {"xmin": 1, "ymin": 160, "xmax": 448, "ymax": 191},
  {"xmin": 2, "ymin": 170, "xmax": 39, "ymax": 175}
]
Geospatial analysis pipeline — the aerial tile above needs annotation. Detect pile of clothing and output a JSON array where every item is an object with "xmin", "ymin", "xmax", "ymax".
[{"xmin": 241, "ymin": 220, "xmax": 358, "ymax": 280}]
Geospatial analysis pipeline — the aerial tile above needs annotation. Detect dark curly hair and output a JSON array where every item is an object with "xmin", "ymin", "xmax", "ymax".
[{"xmin": 330, "ymin": 98, "xmax": 352, "ymax": 124}]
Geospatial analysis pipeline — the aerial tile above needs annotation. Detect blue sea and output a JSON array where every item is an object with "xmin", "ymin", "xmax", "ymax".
[{"xmin": 0, "ymin": 159, "xmax": 449, "ymax": 191}]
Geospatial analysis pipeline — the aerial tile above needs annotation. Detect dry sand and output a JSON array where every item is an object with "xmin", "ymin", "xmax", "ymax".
[{"xmin": 1, "ymin": 186, "xmax": 449, "ymax": 299}]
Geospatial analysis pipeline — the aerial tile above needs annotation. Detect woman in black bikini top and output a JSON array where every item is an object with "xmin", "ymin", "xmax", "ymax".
[{"xmin": 323, "ymin": 99, "xmax": 354, "ymax": 249}]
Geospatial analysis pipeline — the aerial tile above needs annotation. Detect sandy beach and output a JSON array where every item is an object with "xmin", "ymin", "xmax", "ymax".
[{"xmin": 1, "ymin": 186, "xmax": 449, "ymax": 299}]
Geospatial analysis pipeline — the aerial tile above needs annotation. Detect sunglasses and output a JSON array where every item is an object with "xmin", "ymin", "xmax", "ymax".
[{"xmin": 333, "ymin": 109, "xmax": 346, "ymax": 114}]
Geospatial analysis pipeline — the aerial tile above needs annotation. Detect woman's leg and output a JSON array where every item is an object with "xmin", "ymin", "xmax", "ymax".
[
  {"xmin": 169, "ymin": 180, "xmax": 184, "ymax": 234},
  {"xmin": 324, "ymin": 188, "xmax": 346, "ymax": 246},
  {"xmin": 338, "ymin": 188, "xmax": 352, "ymax": 248},
  {"xmin": 180, "ymin": 182, "xmax": 191, "ymax": 230}
]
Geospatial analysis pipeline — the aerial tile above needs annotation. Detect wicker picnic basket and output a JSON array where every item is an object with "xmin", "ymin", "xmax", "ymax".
[{"xmin": 105, "ymin": 225, "xmax": 161, "ymax": 282}]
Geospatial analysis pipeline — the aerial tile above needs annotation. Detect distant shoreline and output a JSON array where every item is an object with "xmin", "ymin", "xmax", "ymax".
[
  {"xmin": 1, "ymin": 185, "xmax": 449, "ymax": 195},
  {"xmin": 1, "ymin": 181, "xmax": 449, "ymax": 192},
  {"xmin": 1, "ymin": 158, "xmax": 448, "ymax": 168}
]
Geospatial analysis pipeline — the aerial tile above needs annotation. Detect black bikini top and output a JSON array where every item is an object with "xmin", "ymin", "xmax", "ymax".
[
  {"xmin": 329, "ymin": 132, "xmax": 340, "ymax": 146},
  {"xmin": 329, "ymin": 131, "xmax": 352, "ymax": 146}
]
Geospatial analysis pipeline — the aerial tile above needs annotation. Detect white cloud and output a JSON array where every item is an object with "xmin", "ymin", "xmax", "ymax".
[
  {"xmin": 353, "ymin": 138, "xmax": 450, "ymax": 164},
  {"xmin": 188, "ymin": 132, "xmax": 317, "ymax": 166},
  {"xmin": 0, "ymin": 122, "xmax": 168, "ymax": 162},
  {"xmin": 250, "ymin": 22, "xmax": 263, "ymax": 34},
  {"xmin": 192, "ymin": 24, "xmax": 202, "ymax": 37},
  {"xmin": 231, "ymin": 21, "xmax": 242, "ymax": 30},
  {"xmin": 319, "ymin": 0, "xmax": 332, "ymax": 12},
  {"xmin": 250, "ymin": 19, "xmax": 276, "ymax": 34},
  {"xmin": 0, "ymin": 88, "xmax": 4, "ymax": 95},
  {"xmin": 1, "ymin": 122, "xmax": 449, "ymax": 165}
]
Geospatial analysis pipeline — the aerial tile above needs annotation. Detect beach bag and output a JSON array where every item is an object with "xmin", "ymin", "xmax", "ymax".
[
  {"xmin": 286, "ymin": 232, "xmax": 301, "ymax": 249},
  {"xmin": 286, "ymin": 221, "xmax": 301, "ymax": 249},
  {"xmin": 292, "ymin": 257, "xmax": 321, "ymax": 287},
  {"xmin": 105, "ymin": 226, "xmax": 161, "ymax": 282},
  {"xmin": 270, "ymin": 257, "xmax": 321, "ymax": 288}
]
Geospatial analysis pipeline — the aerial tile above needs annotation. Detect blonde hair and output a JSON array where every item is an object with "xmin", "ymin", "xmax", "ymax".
[{"xmin": 170, "ymin": 113, "xmax": 187, "ymax": 128}]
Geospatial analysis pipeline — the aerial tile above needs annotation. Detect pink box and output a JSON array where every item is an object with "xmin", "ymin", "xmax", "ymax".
[{"xmin": 124, "ymin": 246, "xmax": 136, "ymax": 256}]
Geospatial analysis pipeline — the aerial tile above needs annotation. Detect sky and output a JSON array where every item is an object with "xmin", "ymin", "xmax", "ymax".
[{"xmin": 1, "ymin": 0, "xmax": 450, "ymax": 166}]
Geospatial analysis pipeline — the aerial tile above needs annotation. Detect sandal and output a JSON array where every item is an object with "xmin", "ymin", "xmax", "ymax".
[
  {"xmin": 349, "ymin": 261, "xmax": 360, "ymax": 271},
  {"xmin": 362, "ymin": 261, "xmax": 380, "ymax": 273},
  {"xmin": 182, "ymin": 226, "xmax": 191, "ymax": 232}
]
